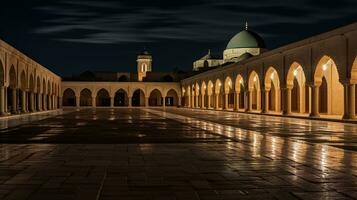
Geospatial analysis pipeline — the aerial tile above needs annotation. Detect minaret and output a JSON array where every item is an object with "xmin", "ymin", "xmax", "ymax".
[{"xmin": 137, "ymin": 49, "xmax": 152, "ymax": 81}]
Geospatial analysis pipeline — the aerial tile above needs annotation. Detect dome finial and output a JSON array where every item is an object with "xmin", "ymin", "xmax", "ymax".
[
  {"xmin": 245, "ymin": 21, "xmax": 248, "ymax": 30},
  {"xmin": 208, "ymin": 49, "xmax": 211, "ymax": 55}
]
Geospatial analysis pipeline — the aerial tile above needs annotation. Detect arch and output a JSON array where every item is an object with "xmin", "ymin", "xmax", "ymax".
[
  {"xmin": 114, "ymin": 89, "xmax": 129, "ymax": 106},
  {"xmin": 149, "ymin": 89, "xmax": 163, "ymax": 106},
  {"xmin": 207, "ymin": 80, "xmax": 214, "ymax": 108},
  {"xmin": 165, "ymin": 89, "xmax": 178, "ymax": 106},
  {"xmin": 132, "ymin": 89, "xmax": 145, "ymax": 106},
  {"xmin": 96, "ymin": 88, "xmax": 110, "ymax": 107},
  {"xmin": 9, "ymin": 65, "xmax": 16, "ymax": 88},
  {"xmin": 235, "ymin": 74, "xmax": 245, "ymax": 109},
  {"xmin": 0, "ymin": 60, "xmax": 4, "ymax": 85},
  {"xmin": 352, "ymin": 56, "xmax": 357, "ymax": 114},
  {"xmin": 7, "ymin": 66, "xmax": 17, "ymax": 112},
  {"xmin": 80, "ymin": 88, "xmax": 92, "ymax": 106},
  {"xmin": 248, "ymin": 71, "xmax": 261, "ymax": 111},
  {"xmin": 29, "ymin": 74, "xmax": 35, "ymax": 92},
  {"xmin": 314, "ymin": 56, "xmax": 344, "ymax": 116},
  {"xmin": 62, "ymin": 88, "xmax": 76, "ymax": 106},
  {"xmin": 287, "ymin": 62, "xmax": 308, "ymax": 114},
  {"xmin": 224, "ymin": 76, "xmax": 234, "ymax": 109},
  {"xmin": 118, "ymin": 75, "xmax": 129, "ymax": 82},
  {"xmin": 215, "ymin": 79, "xmax": 223, "ymax": 109},
  {"xmin": 264, "ymin": 67, "xmax": 281, "ymax": 112}
]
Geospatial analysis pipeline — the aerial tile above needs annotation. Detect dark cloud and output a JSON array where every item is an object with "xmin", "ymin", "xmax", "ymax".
[{"xmin": 0, "ymin": 0, "xmax": 356, "ymax": 76}]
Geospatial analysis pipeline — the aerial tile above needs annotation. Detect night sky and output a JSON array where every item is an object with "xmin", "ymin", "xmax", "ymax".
[{"xmin": 0, "ymin": 0, "xmax": 356, "ymax": 77}]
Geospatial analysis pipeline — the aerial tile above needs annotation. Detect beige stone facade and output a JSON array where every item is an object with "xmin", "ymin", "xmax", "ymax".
[
  {"xmin": 0, "ymin": 39, "xmax": 61, "ymax": 115},
  {"xmin": 181, "ymin": 22, "xmax": 357, "ymax": 120}
]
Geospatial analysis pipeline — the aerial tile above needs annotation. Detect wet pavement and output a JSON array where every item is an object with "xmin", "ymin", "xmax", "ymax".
[{"xmin": 0, "ymin": 108, "xmax": 356, "ymax": 200}]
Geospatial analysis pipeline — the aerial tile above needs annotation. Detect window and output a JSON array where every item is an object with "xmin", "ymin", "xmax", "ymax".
[{"xmin": 141, "ymin": 63, "xmax": 147, "ymax": 72}]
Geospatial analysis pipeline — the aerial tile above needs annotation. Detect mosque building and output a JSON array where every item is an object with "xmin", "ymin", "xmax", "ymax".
[{"xmin": 0, "ymin": 22, "xmax": 356, "ymax": 120}]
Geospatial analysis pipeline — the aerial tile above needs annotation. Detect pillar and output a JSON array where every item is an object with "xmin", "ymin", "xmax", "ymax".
[
  {"xmin": 0, "ymin": 86, "xmax": 5, "ymax": 115},
  {"xmin": 11, "ymin": 88, "xmax": 17, "ymax": 114},
  {"xmin": 178, "ymin": 96, "xmax": 182, "ymax": 107},
  {"xmin": 195, "ymin": 95, "xmax": 199, "ymax": 108},
  {"xmin": 42, "ymin": 94, "xmax": 47, "ymax": 110},
  {"xmin": 264, "ymin": 90, "xmax": 269, "ymax": 113},
  {"xmin": 128, "ymin": 97, "xmax": 132, "ymax": 107},
  {"xmin": 207, "ymin": 95, "xmax": 211, "ymax": 109},
  {"xmin": 145, "ymin": 97, "xmax": 149, "ymax": 107},
  {"xmin": 76, "ymin": 96, "xmax": 80, "ymax": 108},
  {"xmin": 59, "ymin": 97, "xmax": 63, "ymax": 108},
  {"xmin": 22, "ymin": 90, "xmax": 27, "ymax": 113},
  {"xmin": 310, "ymin": 85, "xmax": 320, "ymax": 117},
  {"xmin": 285, "ymin": 87, "xmax": 292, "ymax": 115},
  {"xmin": 92, "ymin": 96, "xmax": 96, "ymax": 108},
  {"xmin": 37, "ymin": 93, "xmax": 41, "ymax": 111},
  {"xmin": 163, "ymin": 96, "xmax": 166, "ymax": 108},
  {"xmin": 248, "ymin": 90, "xmax": 252, "ymax": 111},
  {"xmin": 201, "ymin": 94, "xmax": 206, "ymax": 109},
  {"xmin": 343, "ymin": 83, "xmax": 356, "ymax": 119},
  {"xmin": 234, "ymin": 92, "xmax": 239, "ymax": 111},
  {"xmin": 30, "ymin": 93, "xmax": 34, "ymax": 112},
  {"xmin": 4, "ymin": 87, "xmax": 8, "ymax": 113},
  {"xmin": 110, "ymin": 97, "xmax": 114, "ymax": 108},
  {"xmin": 215, "ymin": 94, "xmax": 219, "ymax": 109},
  {"xmin": 224, "ymin": 94, "xmax": 229, "ymax": 110}
]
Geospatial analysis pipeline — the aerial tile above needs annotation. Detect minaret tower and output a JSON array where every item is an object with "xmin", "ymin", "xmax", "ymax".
[{"xmin": 137, "ymin": 49, "xmax": 152, "ymax": 81}]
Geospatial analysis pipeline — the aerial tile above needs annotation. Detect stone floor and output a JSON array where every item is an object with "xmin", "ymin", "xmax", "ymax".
[{"xmin": 0, "ymin": 108, "xmax": 356, "ymax": 200}]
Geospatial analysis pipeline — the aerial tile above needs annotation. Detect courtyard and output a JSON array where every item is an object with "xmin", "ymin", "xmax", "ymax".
[{"xmin": 0, "ymin": 108, "xmax": 356, "ymax": 200}]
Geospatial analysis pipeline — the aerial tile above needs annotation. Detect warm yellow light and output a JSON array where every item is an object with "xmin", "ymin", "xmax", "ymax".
[
  {"xmin": 253, "ymin": 76, "xmax": 257, "ymax": 82},
  {"xmin": 323, "ymin": 64, "xmax": 328, "ymax": 71},
  {"xmin": 293, "ymin": 69, "xmax": 298, "ymax": 77},
  {"xmin": 270, "ymin": 73, "xmax": 274, "ymax": 80}
]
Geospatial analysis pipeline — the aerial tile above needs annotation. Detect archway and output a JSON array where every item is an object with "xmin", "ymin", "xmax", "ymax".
[
  {"xmin": 19, "ymin": 71, "xmax": 27, "ymax": 112},
  {"xmin": 166, "ymin": 89, "xmax": 178, "ymax": 106},
  {"xmin": 352, "ymin": 56, "xmax": 357, "ymax": 115},
  {"xmin": 29, "ymin": 75, "xmax": 35, "ymax": 112},
  {"xmin": 287, "ymin": 63, "xmax": 307, "ymax": 114},
  {"xmin": 185, "ymin": 86, "xmax": 191, "ymax": 107},
  {"xmin": 314, "ymin": 56, "xmax": 343, "ymax": 116},
  {"xmin": 235, "ymin": 75, "xmax": 245, "ymax": 110},
  {"xmin": 264, "ymin": 67, "xmax": 280, "ymax": 112},
  {"xmin": 201, "ymin": 82, "xmax": 207, "ymax": 108},
  {"xmin": 215, "ymin": 79, "xmax": 223, "ymax": 109},
  {"xmin": 114, "ymin": 89, "xmax": 128, "ymax": 106},
  {"xmin": 248, "ymin": 71, "xmax": 261, "ymax": 111},
  {"xmin": 8, "ymin": 66, "xmax": 17, "ymax": 113},
  {"xmin": 132, "ymin": 89, "xmax": 145, "ymax": 107},
  {"xmin": 224, "ymin": 76, "xmax": 234, "ymax": 109},
  {"xmin": 80, "ymin": 88, "xmax": 92, "ymax": 106},
  {"xmin": 195, "ymin": 83, "xmax": 201, "ymax": 107},
  {"xmin": 149, "ymin": 89, "xmax": 163, "ymax": 106},
  {"xmin": 207, "ymin": 81, "xmax": 214, "ymax": 108},
  {"xmin": 96, "ymin": 89, "xmax": 110, "ymax": 107},
  {"xmin": 36, "ymin": 77, "xmax": 41, "ymax": 110},
  {"xmin": 63, "ymin": 88, "xmax": 76, "ymax": 106}
]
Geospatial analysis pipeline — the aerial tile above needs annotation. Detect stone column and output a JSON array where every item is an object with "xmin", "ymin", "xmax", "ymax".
[
  {"xmin": 285, "ymin": 87, "xmax": 292, "ymax": 115},
  {"xmin": 92, "ymin": 96, "xmax": 96, "ymax": 108},
  {"xmin": 248, "ymin": 90, "xmax": 252, "ymax": 111},
  {"xmin": 42, "ymin": 94, "xmax": 47, "ymax": 110},
  {"xmin": 195, "ymin": 95, "xmax": 199, "ymax": 108},
  {"xmin": 264, "ymin": 90, "xmax": 269, "ymax": 113},
  {"xmin": 0, "ymin": 86, "xmax": 5, "ymax": 115},
  {"xmin": 11, "ymin": 89, "xmax": 17, "ymax": 114},
  {"xmin": 343, "ymin": 83, "xmax": 356, "ymax": 119},
  {"xmin": 110, "ymin": 97, "xmax": 114, "ymax": 108},
  {"xmin": 224, "ymin": 94, "xmax": 229, "ymax": 110},
  {"xmin": 30, "ymin": 93, "xmax": 34, "ymax": 112},
  {"xmin": 37, "ymin": 93, "xmax": 41, "ymax": 111},
  {"xmin": 22, "ymin": 91, "xmax": 27, "ymax": 113},
  {"xmin": 145, "ymin": 97, "xmax": 149, "ymax": 107},
  {"xmin": 191, "ymin": 95, "xmax": 194, "ymax": 108},
  {"xmin": 178, "ymin": 96, "xmax": 182, "ymax": 107},
  {"xmin": 76, "ymin": 96, "xmax": 80, "ymax": 108},
  {"xmin": 4, "ymin": 87, "xmax": 8, "ymax": 113},
  {"xmin": 162, "ymin": 96, "xmax": 166, "ymax": 108},
  {"xmin": 207, "ymin": 95, "xmax": 211, "ymax": 109},
  {"xmin": 201, "ymin": 95, "xmax": 205, "ymax": 109},
  {"xmin": 59, "ymin": 97, "xmax": 62, "ymax": 109},
  {"xmin": 128, "ymin": 97, "xmax": 132, "ymax": 107},
  {"xmin": 310, "ymin": 85, "xmax": 320, "ymax": 117},
  {"xmin": 234, "ymin": 92, "xmax": 239, "ymax": 111},
  {"xmin": 215, "ymin": 94, "xmax": 219, "ymax": 110}
]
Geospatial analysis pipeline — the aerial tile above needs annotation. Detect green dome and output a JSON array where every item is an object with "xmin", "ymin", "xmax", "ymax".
[{"xmin": 226, "ymin": 30, "xmax": 265, "ymax": 49}]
